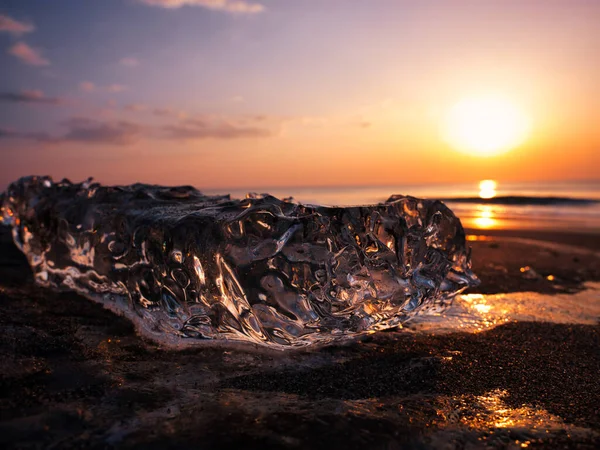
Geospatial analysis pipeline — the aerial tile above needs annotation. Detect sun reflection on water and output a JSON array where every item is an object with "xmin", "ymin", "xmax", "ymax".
[
  {"xmin": 473, "ymin": 205, "xmax": 497, "ymax": 229},
  {"xmin": 465, "ymin": 235, "xmax": 493, "ymax": 242},
  {"xmin": 459, "ymin": 293, "xmax": 505, "ymax": 331}
]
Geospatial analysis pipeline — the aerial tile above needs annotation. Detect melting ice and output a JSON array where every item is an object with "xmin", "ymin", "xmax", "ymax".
[{"xmin": 1, "ymin": 176, "xmax": 478, "ymax": 349}]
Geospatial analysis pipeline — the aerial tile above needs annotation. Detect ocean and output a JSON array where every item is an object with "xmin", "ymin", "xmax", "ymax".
[{"xmin": 206, "ymin": 179, "xmax": 600, "ymax": 233}]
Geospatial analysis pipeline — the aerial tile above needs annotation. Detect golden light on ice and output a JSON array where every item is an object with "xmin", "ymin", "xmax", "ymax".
[{"xmin": 442, "ymin": 96, "xmax": 531, "ymax": 156}]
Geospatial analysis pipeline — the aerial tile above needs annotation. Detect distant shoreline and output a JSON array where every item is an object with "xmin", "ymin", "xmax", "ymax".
[{"xmin": 443, "ymin": 196, "xmax": 598, "ymax": 206}]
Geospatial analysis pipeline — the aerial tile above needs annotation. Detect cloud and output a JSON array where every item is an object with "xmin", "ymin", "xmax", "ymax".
[
  {"xmin": 152, "ymin": 107, "xmax": 186, "ymax": 118},
  {"xmin": 0, "ymin": 129, "xmax": 16, "ymax": 138},
  {"xmin": 0, "ymin": 90, "xmax": 63, "ymax": 105},
  {"xmin": 162, "ymin": 116, "xmax": 276, "ymax": 140},
  {"xmin": 119, "ymin": 57, "xmax": 139, "ymax": 67},
  {"xmin": 106, "ymin": 84, "xmax": 127, "ymax": 93},
  {"xmin": 124, "ymin": 103, "xmax": 148, "ymax": 112},
  {"xmin": 79, "ymin": 81, "xmax": 96, "ymax": 92},
  {"xmin": 0, "ymin": 113, "xmax": 277, "ymax": 146},
  {"xmin": 137, "ymin": 0, "xmax": 264, "ymax": 14},
  {"xmin": 0, "ymin": 118, "xmax": 144, "ymax": 146},
  {"xmin": 79, "ymin": 82, "xmax": 127, "ymax": 93},
  {"xmin": 60, "ymin": 118, "xmax": 142, "ymax": 145},
  {"xmin": 0, "ymin": 128, "xmax": 50, "ymax": 141},
  {"xmin": 8, "ymin": 41, "xmax": 50, "ymax": 66},
  {"xmin": 0, "ymin": 14, "xmax": 35, "ymax": 35},
  {"xmin": 153, "ymin": 107, "xmax": 172, "ymax": 117}
]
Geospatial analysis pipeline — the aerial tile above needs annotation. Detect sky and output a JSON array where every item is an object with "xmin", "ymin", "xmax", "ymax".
[{"xmin": 0, "ymin": 0, "xmax": 599, "ymax": 191}]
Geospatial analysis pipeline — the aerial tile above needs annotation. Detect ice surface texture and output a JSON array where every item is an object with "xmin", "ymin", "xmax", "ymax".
[{"xmin": 1, "ymin": 176, "xmax": 478, "ymax": 349}]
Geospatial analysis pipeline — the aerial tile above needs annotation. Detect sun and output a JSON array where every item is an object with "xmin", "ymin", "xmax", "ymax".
[{"xmin": 442, "ymin": 95, "xmax": 531, "ymax": 156}]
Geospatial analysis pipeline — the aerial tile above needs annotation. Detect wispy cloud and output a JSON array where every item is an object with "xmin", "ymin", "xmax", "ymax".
[
  {"xmin": 0, "ymin": 113, "xmax": 278, "ymax": 145},
  {"xmin": 0, "ymin": 90, "xmax": 63, "ymax": 105},
  {"xmin": 0, "ymin": 118, "xmax": 144, "ymax": 146},
  {"xmin": 137, "ymin": 0, "xmax": 264, "ymax": 14},
  {"xmin": 107, "ymin": 84, "xmax": 127, "ymax": 93},
  {"xmin": 119, "ymin": 57, "xmax": 139, "ymax": 67},
  {"xmin": 162, "ymin": 115, "xmax": 276, "ymax": 140},
  {"xmin": 60, "ymin": 118, "xmax": 142, "ymax": 145},
  {"xmin": 0, "ymin": 128, "xmax": 50, "ymax": 141},
  {"xmin": 124, "ymin": 103, "xmax": 148, "ymax": 112},
  {"xmin": 152, "ymin": 107, "xmax": 187, "ymax": 118},
  {"xmin": 79, "ymin": 82, "xmax": 128, "ymax": 94},
  {"xmin": 8, "ymin": 41, "xmax": 50, "ymax": 66},
  {"xmin": 79, "ymin": 81, "xmax": 96, "ymax": 92},
  {"xmin": 0, "ymin": 14, "xmax": 35, "ymax": 35}
]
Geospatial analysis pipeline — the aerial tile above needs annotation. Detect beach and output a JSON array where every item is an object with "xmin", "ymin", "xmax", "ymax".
[
  {"xmin": 2, "ymin": 0, "xmax": 599, "ymax": 447},
  {"xmin": 1, "ymin": 223, "xmax": 599, "ymax": 449}
]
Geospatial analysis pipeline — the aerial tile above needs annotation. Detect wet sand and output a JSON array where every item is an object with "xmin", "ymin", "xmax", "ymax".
[
  {"xmin": 464, "ymin": 228, "xmax": 600, "ymax": 295},
  {"xmin": 1, "ymin": 225, "xmax": 599, "ymax": 449}
]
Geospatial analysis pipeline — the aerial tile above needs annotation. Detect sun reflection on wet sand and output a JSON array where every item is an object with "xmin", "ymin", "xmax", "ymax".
[
  {"xmin": 431, "ymin": 389, "xmax": 598, "ymax": 447},
  {"xmin": 406, "ymin": 282, "xmax": 600, "ymax": 334},
  {"xmin": 472, "ymin": 302, "xmax": 491, "ymax": 314},
  {"xmin": 342, "ymin": 389, "xmax": 598, "ymax": 449}
]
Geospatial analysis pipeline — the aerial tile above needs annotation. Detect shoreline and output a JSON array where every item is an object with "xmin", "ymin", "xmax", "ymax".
[
  {"xmin": 464, "ymin": 228, "xmax": 600, "ymax": 295},
  {"xmin": 465, "ymin": 227, "xmax": 600, "ymax": 251}
]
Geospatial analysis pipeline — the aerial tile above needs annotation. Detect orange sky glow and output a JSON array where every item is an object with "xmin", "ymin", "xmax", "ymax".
[{"xmin": 0, "ymin": 1, "xmax": 598, "ymax": 190}]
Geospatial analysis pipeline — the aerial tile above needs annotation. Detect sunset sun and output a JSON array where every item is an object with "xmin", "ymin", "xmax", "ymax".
[{"xmin": 442, "ymin": 96, "xmax": 531, "ymax": 156}]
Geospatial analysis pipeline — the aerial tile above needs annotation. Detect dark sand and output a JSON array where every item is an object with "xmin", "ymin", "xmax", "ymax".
[
  {"xmin": 465, "ymin": 228, "xmax": 600, "ymax": 295},
  {"xmin": 1, "ymin": 225, "xmax": 599, "ymax": 449}
]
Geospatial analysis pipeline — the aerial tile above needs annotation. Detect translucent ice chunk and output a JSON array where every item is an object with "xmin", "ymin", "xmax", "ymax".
[{"xmin": 1, "ymin": 176, "xmax": 478, "ymax": 349}]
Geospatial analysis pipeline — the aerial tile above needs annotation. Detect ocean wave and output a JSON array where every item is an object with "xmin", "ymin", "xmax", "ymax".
[{"xmin": 442, "ymin": 196, "xmax": 599, "ymax": 206}]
